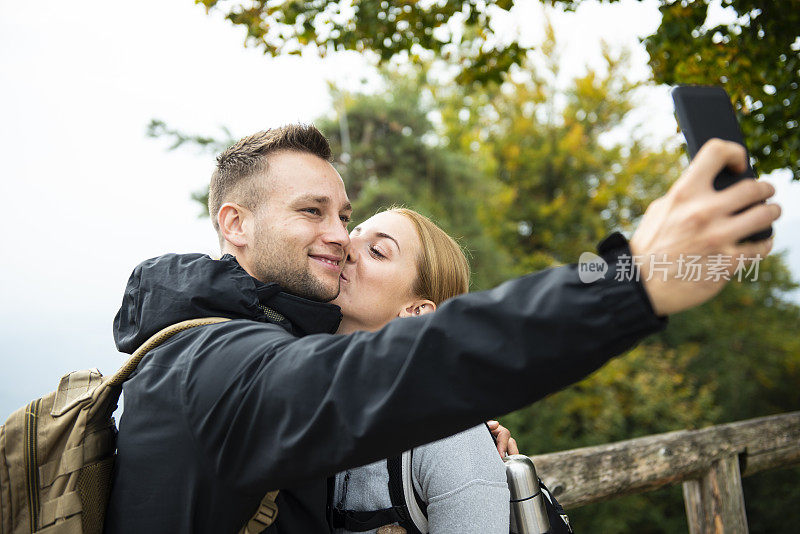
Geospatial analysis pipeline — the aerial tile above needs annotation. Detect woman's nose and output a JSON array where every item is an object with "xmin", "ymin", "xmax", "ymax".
[
  {"xmin": 345, "ymin": 236, "xmax": 363, "ymax": 264},
  {"xmin": 343, "ymin": 244, "xmax": 357, "ymax": 264}
]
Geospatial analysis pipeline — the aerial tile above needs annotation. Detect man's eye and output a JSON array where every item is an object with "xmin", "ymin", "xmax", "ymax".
[
  {"xmin": 302, "ymin": 208, "xmax": 321, "ymax": 216},
  {"xmin": 340, "ymin": 215, "xmax": 351, "ymax": 225},
  {"xmin": 369, "ymin": 246, "xmax": 386, "ymax": 259}
]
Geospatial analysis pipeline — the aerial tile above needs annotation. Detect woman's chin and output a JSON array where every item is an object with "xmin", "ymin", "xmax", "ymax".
[
  {"xmin": 332, "ymin": 280, "xmax": 355, "ymax": 308},
  {"xmin": 333, "ymin": 301, "xmax": 368, "ymax": 326},
  {"xmin": 330, "ymin": 295, "xmax": 350, "ymax": 314}
]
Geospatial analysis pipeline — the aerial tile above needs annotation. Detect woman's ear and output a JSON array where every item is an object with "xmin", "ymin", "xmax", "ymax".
[{"xmin": 399, "ymin": 299, "xmax": 437, "ymax": 318}]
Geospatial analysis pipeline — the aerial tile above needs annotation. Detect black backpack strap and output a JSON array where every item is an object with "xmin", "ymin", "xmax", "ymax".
[
  {"xmin": 329, "ymin": 506, "xmax": 410, "ymax": 532},
  {"xmin": 386, "ymin": 451, "xmax": 428, "ymax": 534},
  {"xmin": 326, "ymin": 460, "xmax": 423, "ymax": 534},
  {"xmin": 539, "ymin": 478, "xmax": 574, "ymax": 534},
  {"xmin": 386, "ymin": 455, "xmax": 405, "ymax": 509},
  {"xmin": 387, "ymin": 455, "xmax": 424, "ymax": 534},
  {"xmin": 411, "ymin": 476, "xmax": 428, "ymax": 521},
  {"xmin": 326, "ymin": 452, "xmax": 432, "ymax": 534}
]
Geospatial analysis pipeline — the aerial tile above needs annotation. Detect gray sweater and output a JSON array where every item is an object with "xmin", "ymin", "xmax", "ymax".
[{"xmin": 332, "ymin": 425, "xmax": 510, "ymax": 533}]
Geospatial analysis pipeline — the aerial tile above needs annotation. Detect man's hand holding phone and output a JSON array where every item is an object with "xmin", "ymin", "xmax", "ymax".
[{"xmin": 629, "ymin": 139, "xmax": 780, "ymax": 317}]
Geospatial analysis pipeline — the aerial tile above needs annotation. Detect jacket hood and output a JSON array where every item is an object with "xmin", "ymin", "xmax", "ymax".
[{"xmin": 113, "ymin": 253, "xmax": 342, "ymax": 353}]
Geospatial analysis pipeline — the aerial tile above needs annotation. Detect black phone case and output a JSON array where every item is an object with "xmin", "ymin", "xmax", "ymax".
[{"xmin": 671, "ymin": 85, "xmax": 772, "ymax": 242}]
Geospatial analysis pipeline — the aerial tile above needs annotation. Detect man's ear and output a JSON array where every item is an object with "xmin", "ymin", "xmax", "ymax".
[
  {"xmin": 399, "ymin": 299, "xmax": 437, "ymax": 318},
  {"xmin": 218, "ymin": 202, "xmax": 251, "ymax": 250}
]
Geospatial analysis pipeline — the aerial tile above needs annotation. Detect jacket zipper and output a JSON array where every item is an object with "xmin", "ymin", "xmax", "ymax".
[{"xmin": 24, "ymin": 399, "xmax": 41, "ymax": 533}]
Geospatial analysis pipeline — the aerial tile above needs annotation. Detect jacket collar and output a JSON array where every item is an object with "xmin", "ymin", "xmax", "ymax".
[
  {"xmin": 227, "ymin": 255, "xmax": 343, "ymax": 336},
  {"xmin": 114, "ymin": 253, "xmax": 342, "ymax": 354}
]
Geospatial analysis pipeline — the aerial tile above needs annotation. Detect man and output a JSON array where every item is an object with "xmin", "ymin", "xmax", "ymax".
[{"xmin": 105, "ymin": 125, "xmax": 779, "ymax": 533}]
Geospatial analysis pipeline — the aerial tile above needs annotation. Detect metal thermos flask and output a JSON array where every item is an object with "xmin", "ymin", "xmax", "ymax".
[{"xmin": 504, "ymin": 454, "xmax": 551, "ymax": 534}]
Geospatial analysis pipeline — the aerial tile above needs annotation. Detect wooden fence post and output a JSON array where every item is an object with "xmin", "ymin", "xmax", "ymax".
[{"xmin": 682, "ymin": 454, "xmax": 748, "ymax": 534}]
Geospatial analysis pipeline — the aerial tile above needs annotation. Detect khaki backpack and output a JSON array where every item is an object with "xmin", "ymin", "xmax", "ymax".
[{"xmin": 0, "ymin": 317, "xmax": 280, "ymax": 534}]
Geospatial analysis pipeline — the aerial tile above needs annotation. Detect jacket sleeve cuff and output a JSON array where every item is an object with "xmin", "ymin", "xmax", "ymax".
[{"xmin": 597, "ymin": 231, "xmax": 668, "ymax": 328}]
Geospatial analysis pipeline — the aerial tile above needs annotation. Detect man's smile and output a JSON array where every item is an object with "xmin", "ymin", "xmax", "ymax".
[{"xmin": 309, "ymin": 253, "xmax": 343, "ymax": 272}]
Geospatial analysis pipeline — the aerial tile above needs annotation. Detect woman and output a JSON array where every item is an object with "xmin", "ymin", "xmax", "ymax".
[{"xmin": 329, "ymin": 207, "xmax": 513, "ymax": 534}]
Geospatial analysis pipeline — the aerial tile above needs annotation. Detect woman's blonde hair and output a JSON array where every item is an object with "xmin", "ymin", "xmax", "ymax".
[{"xmin": 388, "ymin": 208, "xmax": 470, "ymax": 305}]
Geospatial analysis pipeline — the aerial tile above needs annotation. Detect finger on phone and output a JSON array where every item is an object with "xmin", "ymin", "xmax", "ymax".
[
  {"xmin": 687, "ymin": 139, "xmax": 748, "ymax": 188},
  {"xmin": 714, "ymin": 179, "xmax": 775, "ymax": 215},
  {"xmin": 508, "ymin": 437, "xmax": 519, "ymax": 456},
  {"xmin": 725, "ymin": 203, "xmax": 780, "ymax": 244},
  {"xmin": 732, "ymin": 238, "xmax": 773, "ymax": 269}
]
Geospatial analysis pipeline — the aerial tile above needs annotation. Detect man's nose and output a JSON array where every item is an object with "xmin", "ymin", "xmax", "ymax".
[{"xmin": 323, "ymin": 217, "xmax": 351, "ymax": 250}]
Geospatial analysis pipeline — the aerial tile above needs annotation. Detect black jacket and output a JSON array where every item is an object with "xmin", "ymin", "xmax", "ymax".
[{"xmin": 104, "ymin": 233, "xmax": 665, "ymax": 533}]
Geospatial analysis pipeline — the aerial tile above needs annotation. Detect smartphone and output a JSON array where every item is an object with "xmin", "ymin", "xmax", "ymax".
[{"xmin": 671, "ymin": 84, "xmax": 772, "ymax": 242}]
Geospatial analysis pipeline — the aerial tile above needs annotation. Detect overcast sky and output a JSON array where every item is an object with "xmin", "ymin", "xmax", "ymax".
[{"xmin": 1, "ymin": 0, "xmax": 798, "ymax": 418}]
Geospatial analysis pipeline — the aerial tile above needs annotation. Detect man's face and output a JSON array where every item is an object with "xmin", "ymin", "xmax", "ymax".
[{"xmin": 249, "ymin": 150, "xmax": 352, "ymax": 302}]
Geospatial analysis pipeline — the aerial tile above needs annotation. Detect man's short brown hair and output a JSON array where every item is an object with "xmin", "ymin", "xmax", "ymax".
[{"xmin": 209, "ymin": 124, "xmax": 333, "ymax": 232}]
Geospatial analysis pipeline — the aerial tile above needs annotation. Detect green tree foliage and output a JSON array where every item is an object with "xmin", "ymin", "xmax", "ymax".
[
  {"xmin": 197, "ymin": 0, "xmax": 799, "ymax": 178},
  {"xmin": 195, "ymin": 0, "xmax": 526, "ymax": 84},
  {"xmin": 435, "ymin": 29, "xmax": 679, "ymax": 273},
  {"xmin": 146, "ymin": 119, "xmax": 235, "ymax": 213},
  {"xmin": 555, "ymin": 0, "xmax": 800, "ymax": 179},
  {"xmin": 319, "ymin": 72, "xmax": 515, "ymax": 289},
  {"xmin": 147, "ymin": 119, "xmax": 235, "ymax": 154},
  {"xmin": 656, "ymin": 254, "xmax": 800, "ymax": 422},
  {"xmin": 645, "ymin": 0, "xmax": 800, "ymax": 178}
]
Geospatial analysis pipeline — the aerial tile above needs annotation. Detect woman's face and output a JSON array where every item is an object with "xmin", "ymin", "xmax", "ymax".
[{"xmin": 333, "ymin": 211, "xmax": 425, "ymax": 333}]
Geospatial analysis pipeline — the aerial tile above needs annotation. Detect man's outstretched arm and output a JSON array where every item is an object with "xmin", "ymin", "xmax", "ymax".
[{"xmin": 182, "ymin": 243, "xmax": 661, "ymax": 493}]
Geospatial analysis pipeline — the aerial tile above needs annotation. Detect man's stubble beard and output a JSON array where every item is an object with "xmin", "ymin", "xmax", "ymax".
[{"xmin": 251, "ymin": 226, "xmax": 341, "ymax": 303}]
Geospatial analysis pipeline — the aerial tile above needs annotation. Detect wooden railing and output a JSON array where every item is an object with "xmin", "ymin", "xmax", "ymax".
[{"xmin": 530, "ymin": 411, "xmax": 800, "ymax": 533}]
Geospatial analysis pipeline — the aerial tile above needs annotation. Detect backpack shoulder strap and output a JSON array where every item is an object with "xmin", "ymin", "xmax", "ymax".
[
  {"xmin": 108, "ymin": 317, "xmax": 231, "ymax": 386},
  {"xmin": 239, "ymin": 490, "xmax": 280, "ymax": 534},
  {"xmin": 392, "ymin": 450, "xmax": 428, "ymax": 534},
  {"xmin": 539, "ymin": 478, "xmax": 574, "ymax": 533},
  {"xmin": 328, "ymin": 451, "xmax": 430, "ymax": 534}
]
